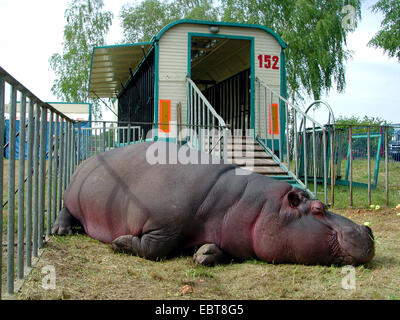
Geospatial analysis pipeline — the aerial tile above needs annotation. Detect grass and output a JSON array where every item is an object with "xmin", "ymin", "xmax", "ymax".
[
  {"xmin": 13, "ymin": 208, "xmax": 400, "ymax": 300},
  {"xmin": 1, "ymin": 157, "xmax": 400, "ymax": 299}
]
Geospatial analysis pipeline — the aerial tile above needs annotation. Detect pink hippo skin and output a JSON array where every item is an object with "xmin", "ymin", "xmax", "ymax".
[{"xmin": 52, "ymin": 141, "xmax": 375, "ymax": 266}]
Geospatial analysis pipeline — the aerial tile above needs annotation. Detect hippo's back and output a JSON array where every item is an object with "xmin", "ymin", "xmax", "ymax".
[{"xmin": 63, "ymin": 141, "xmax": 235, "ymax": 243}]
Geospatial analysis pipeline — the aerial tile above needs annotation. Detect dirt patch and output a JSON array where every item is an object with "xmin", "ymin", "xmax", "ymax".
[{"xmin": 16, "ymin": 208, "xmax": 400, "ymax": 300}]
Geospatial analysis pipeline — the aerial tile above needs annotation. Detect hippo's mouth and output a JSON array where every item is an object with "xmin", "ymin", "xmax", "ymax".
[{"xmin": 329, "ymin": 227, "xmax": 375, "ymax": 266}]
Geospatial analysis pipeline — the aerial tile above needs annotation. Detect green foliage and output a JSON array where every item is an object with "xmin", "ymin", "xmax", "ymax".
[
  {"xmin": 120, "ymin": 0, "xmax": 362, "ymax": 103},
  {"xmin": 335, "ymin": 115, "xmax": 388, "ymax": 128},
  {"xmin": 49, "ymin": 0, "xmax": 113, "ymax": 119},
  {"xmin": 221, "ymin": 0, "xmax": 361, "ymax": 102},
  {"xmin": 368, "ymin": 0, "xmax": 400, "ymax": 62},
  {"xmin": 119, "ymin": 0, "xmax": 219, "ymax": 43}
]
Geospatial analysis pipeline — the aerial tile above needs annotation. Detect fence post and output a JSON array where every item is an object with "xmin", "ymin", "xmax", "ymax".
[
  {"xmin": 330, "ymin": 125, "xmax": 335, "ymax": 207},
  {"xmin": 26, "ymin": 100, "xmax": 34, "ymax": 267},
  {"xmin": 17, "ymin": 93, "xmax": 27, "ymax": 279},
  {"xmin": 349, "ymin": 126, "xmax": 353, "ymax": 207},
  {"xmin": 385, "ymin": 126, "xmax": 389, "ymax": 206},
  {"xmin": 46, "ymin": 111, "xmax": 54, "ymax": 237},
  {"xmin": 323, "ymin": 127, "xmax": 327, "ymax": 204},
  {"xmin": 367, "ymin": 127, "xmax": 371, "ymax": 207},
  {"xmin": 52, "ymin": 115, "xmax": 59, "ymax": 223},
  {"xmin": 7, "ymin": 84, "xmax": 17, "ymax": 294},
  {"xmin": 38, "ymin": 106, "xmax": 47, "ymax": 249}
]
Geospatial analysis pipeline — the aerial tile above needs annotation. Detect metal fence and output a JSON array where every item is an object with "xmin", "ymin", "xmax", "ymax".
[
  {"xmin": 1, "ymin": 66, "xmax": 229, "ymax": 298},
  {"xmin": 0, "ymin": 66, "xmax": 77, "ymax": 298}
]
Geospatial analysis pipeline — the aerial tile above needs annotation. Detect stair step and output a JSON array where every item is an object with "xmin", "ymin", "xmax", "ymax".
[
  {"xmin": 227, "ymin": 144, "xmax": 264, "ymax": 151},
  {"xmin": 227, "ymin": 151, "xmax": 272, "ymax": 159},
  {"xmin": 240, "ymin": 166, "xmax": 286, "ymax": 174},
  {"xmin": 230, "ymin": 158, "xmax": 278, "ymax": 166}
]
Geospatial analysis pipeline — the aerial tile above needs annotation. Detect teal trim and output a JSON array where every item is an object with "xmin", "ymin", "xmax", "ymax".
[
  {"xmin": 155, "ymin": 19, "xmax": 287, "ymax": 49},
  {"xmin": 154, "ymin": 40, "xmax": 159, "ymax": 140},
  {"xmin": 187, "ymin": 32, "xmax": 255, "ymax": 132},
  {"xmin": 88, "ymin": 46, "xmax": 95, "ymax": 95},
  {"xmin": 250, "ymin": 39, "xmax": 255, "ymax": 132},
  {"xmin": 279, "ymin": 50, "xmax": 287, "ymax": 160},
  {"xmin": 92, "ymin": 42, "xmax": 152, "ymax": 50}
]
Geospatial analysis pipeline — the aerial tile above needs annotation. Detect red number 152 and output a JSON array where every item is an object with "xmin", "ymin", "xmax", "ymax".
[{"xmin": 258, "ymin": 54, "xmax": 279, "ymax": 70}]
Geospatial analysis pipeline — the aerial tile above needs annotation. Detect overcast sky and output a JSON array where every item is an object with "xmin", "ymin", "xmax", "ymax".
[{"xmin": 0, "ymin": 0, "xmax": 399, "ymax": 124}]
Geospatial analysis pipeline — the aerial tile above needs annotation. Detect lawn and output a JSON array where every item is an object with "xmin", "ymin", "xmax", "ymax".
[{"xmin": 13, "ymin": 207, "xmax": 400, "ymax": 300}]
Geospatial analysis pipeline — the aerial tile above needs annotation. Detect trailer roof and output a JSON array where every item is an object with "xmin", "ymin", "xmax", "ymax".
[
  {"xmin": 88, "ymin": 20, "xmax": 287, "ymax": 99},
  {"xmin": 88, "ymin": 42, "xmax": 153, "ymax": 98}
]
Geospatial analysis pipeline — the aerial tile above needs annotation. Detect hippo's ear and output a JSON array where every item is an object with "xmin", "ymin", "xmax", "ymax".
[{"xmin": 287, "ymin": 191, "xmax": 301, "ymax": 208}]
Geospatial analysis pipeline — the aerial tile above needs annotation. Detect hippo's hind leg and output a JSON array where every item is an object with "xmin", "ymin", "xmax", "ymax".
[
  {"xmin": 51, "ymin": 207, "xmax": 81, "ymax": 236},
  {"xmin": 112, "ymin": 229, "xmax": 180, "ymax": 261},
  {"xmin": 193, "ymin": 244, "xmax": 230, "ymax": 266}
]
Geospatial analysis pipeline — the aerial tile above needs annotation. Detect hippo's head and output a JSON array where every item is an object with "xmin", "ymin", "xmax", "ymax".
[{"xmin": 273, "ymin": 188, "xmax": 375, "ymax": 266}]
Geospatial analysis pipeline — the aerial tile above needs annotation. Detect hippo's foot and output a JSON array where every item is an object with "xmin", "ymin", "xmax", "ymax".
[
  {"xmin": 193, "ymin": 244, "xmax": 230, "ymax": 266},
  {"xmin": 51, "ymin": 207, "xmax": 82, "ymax": 236},
  {"xmin": 111, "ymin": 230, "xmax": 180, "ymax": 261}
]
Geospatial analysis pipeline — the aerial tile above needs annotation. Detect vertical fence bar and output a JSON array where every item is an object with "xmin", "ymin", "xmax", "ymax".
[
  {"xmin": 70, "ymin": 122, "xmax": 74, "ymax": 179},
  {"xmin": 293, "ymin": 110, "xmax": 298, "ymax": 178},
  {"xmin": 77, "ymin": 122, "xmax": 81, "ymax": 165},
  {"xmin": 63, "ymin": 119, "xmax": 68, "ymax": 192},
  {"xmin": 367, "ymin": 127, "xmax": 371, "ymax": 207},
  {"xmin": 385, "ymin": 126, "xmax": 389, "ymax": 206},
  {"xmin": 71, "ymin": 122, "xmax": 75, "ymax": 176},
  {"xmin": 286, "ymin": 103, "xmax": 290, "ymax": 170},
  {"xmin": 263, "ymin": 87, "xmax": 267, "ymax": 142},
  {"xmin": 302, "ymin": 115, "xmax": 307, "ymax": 189},
  {"xmin": 26, "ymin": 100, "xmax": 34, "ymax": 267},
  {"xmin": 52, "ymin": 115, "xmax": 59, "ymax": 223},
  {"xmin": 258, "ymin": 81, "xmax": 261, "ymax": 138},
  {"xmin": 57, "ymin": 118, "xmax": 64, "ymax": 212},
  {"xmin": 46, "ymin": 112, "xmax": 54, "ymax": 237},
  {"xmin": 127, "ymin": 123, "xmax": 131, "ymax": 146},
  {"xmin": 312, "ymin": 123, "xmax": 317, "ymax": 197},
  {"xmin": 0, "ymin": 74, "xmax": 4, "ymax": 299},
  {"xmin": 17, "ymin": 93, "xmax": 27, "ymax": 279},
  {"xmin": 330, "ymin": 126, "xmax": 335, "ymax": 206},
  {"xmin": 38, "ymin": 106, "xmax": 47, "ymax": 249},
  {"xmin": 7, "ymin": 84, "xmax": 17, "ymax": 294},
  {"xmin": 34, "ymin": 106, "xmax": 41, "ymax": 248},
  {"xmin": 65, "ymin": 122, "xmax": 70, "ymax": 186},
  {"xmin": 323, "ymin": 127, "xmax": 328, "ymax": 204},
  {"xmin": 270, "ymin": 91, "xmax": 274, "ymax": 155},
  {"xmin": 349, "ymin": 126, "xmax": 353, "ymax": 207},
  {"xmin": 103, "ymin": 122, "xmax": 106, "ymax": 152}
]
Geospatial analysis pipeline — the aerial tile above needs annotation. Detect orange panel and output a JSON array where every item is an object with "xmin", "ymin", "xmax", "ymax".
[
  {"xmin": 268, "ymin": 103, "xmax": 279, "ymax": 135},
  {"xmin": 159, "ymin": 100, "xmax": 171, "ymax": 133}
]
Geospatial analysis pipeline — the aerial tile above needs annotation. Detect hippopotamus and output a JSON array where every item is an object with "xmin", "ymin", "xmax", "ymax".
[{"xmin": 52, "ymin": 141, "xmax": 375, "ymax": 266}]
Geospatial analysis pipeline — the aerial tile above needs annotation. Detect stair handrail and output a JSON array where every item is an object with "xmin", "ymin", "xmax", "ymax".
[
  {"xmin": 255, "ymin": 77, "xmax": 332, "ymax": 203},
  {"xmin": 186, "ymin": 77, "xmax": 227, "ymax": 159}
]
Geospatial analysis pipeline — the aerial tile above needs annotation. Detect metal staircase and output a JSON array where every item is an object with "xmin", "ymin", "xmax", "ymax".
[{"xmin": 187, "ymin": 77, "xmax": 334, "ymax": 200}]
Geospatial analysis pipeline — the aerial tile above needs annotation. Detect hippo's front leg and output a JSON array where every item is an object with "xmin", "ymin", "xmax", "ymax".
[
  {"xmin": 111, "ymin": 229, "xmax": 180, "ymax": 261},
  {"xmin": 193, "ymin": 244, "xmax": 231, "ymax": 266}
]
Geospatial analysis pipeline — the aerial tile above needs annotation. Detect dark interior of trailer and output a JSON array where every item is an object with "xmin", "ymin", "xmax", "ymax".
[
  {"xmin": 191, "ymin": 36, "xmax": 251, "ymax": 135},
  {"xmin": 118, "ymin": 49, "xmax": 155, "ymax": 141}
]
